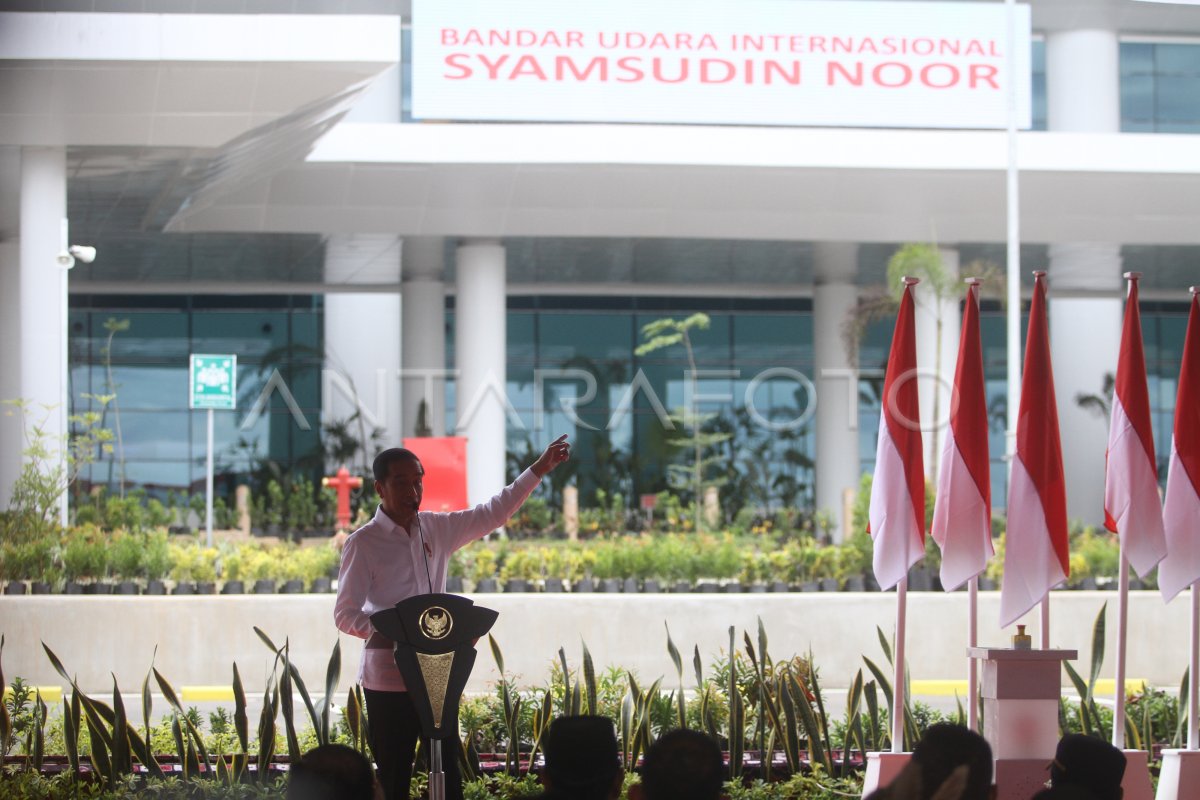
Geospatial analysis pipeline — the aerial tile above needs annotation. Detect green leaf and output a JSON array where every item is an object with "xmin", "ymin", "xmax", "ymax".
[
  {"xmin": 876, "ymin": 627, "xmax": 894, "ymax": 667},
  {"xmin": 1063, "ymin": 660, "xmax": 1095, "ymax": 737},
  {"xmin": 863, "ymin": 656, "xmax": 894, "ymax": 721},
  {"xmin": 558, "ymin": 647, "xmax": 571, "ymax": 718},
  {"xmin": 583, "ymin": 641, "xmax": 597, "ymax": 715},
  {"xmin": 489, "ymin": 634, "xmax": 505, "ymax": 676},
  {"xmin": 665, "ymin": 624, "xmax": 686, "ymax": 730},
  {"xmin": 280, "ymin": 646, "xmax": 301, "ymax": 762},
  {"xmin": 32, "ymin": 690, "xmax": 46, "ymax": 771},
  {"xmin": 87, "ymin": 712, "xmax": 114, "ymax": 788},
  {"xmin": 64, "ymin": 693, "xmax": 80, "ymax": 777},
  {"xmin": 233, "ymin": 664, "xmax": 249, "ymax": 756},
  {"xmin": 321, "ymin": 640, "xmax": 341, "ymax": 745},
  {"xmin": 1089, "ymin": 603, "xmax": 1107, "ymax": 695},
  {"xmin": 110, "ymin": 677, "xmax": 130, "ymax": 776}
]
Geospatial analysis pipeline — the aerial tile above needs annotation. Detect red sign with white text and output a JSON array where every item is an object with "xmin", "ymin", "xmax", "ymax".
[{"xmin": 413, "ymin": 0, "xmax": 1032, "ymax": 129}]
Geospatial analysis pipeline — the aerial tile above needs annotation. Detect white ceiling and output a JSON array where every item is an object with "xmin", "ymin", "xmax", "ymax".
[{"xmin": 161, "ymin": 125, "xmax": 1200, "ymax": 247}]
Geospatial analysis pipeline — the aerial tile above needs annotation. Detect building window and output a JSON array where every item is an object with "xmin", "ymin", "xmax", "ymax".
[{"xmin": 1121, "ymin": 41, "xmax": 1200, "ymax": 133}]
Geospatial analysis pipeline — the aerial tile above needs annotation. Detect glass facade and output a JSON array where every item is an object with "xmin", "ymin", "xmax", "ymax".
[
  {"xmin": 67, "ymin": 290, "xmax": 1191, "ymax": 517},
  {"xmin": 1122, "ymin": 42, "xmax": 1200, "ymax": 133},
  {"xmin": 68, "ymin": 295, "xmax": 324, "ymax": 498}
]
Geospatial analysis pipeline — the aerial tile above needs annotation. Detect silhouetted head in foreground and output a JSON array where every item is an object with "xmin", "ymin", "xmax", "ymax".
[
  {"xmin": 541, "ymin": 715, "xmax": 622, "ymax": 800},
  {"xmin": 914, "ymin": 723, "xmax": 994, "ymax": 800},
  {"xmin": 287, "ymin": 743, "xmax": 379, "ymax": 800},
  {"xmin": 630, "ymin": 729, "xmax": 725, "ymax": 800},
  {"xmin": 1049, "ymin": 734, "xmax": 1126, "ymax": 800}
]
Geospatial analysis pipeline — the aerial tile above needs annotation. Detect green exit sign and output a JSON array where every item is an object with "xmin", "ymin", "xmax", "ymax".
[{"xmin": 190, "ymin": 355, "xmax": 237, "ymax": 410}]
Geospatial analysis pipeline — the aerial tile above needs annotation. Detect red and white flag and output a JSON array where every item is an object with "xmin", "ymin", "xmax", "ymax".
[
  {"xmin": 932, "ymin": 280, "xmax": 993, "ymax": 591},
  {"xmin": 869, "ymin": 277, "xmax": 926, "ymax": 591},
  {"xmin": 1000, "ymin": 271, "xmax": 1069, "ymax": 628},
  {"xmin": 1159, "ymin": 287, "xmax": 1200, "ymax": 603},
  {"xmin": 1104, "ymin": 273, "xmax": 1166, "ymax": 577}
]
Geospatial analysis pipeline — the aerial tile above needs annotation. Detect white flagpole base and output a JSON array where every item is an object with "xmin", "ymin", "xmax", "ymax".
[
  {"xmin": 861, "ymin": 751, "xmax": 911, "ymax": 798},
  {"xmin": 1155, "ymin": 750, "xmax": 1200, "ymax": 800}
]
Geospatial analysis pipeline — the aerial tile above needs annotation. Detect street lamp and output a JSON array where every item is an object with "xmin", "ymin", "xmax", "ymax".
[{"xmin": 57, "ymin": 218, "xmax": 96, "ymax": 528}]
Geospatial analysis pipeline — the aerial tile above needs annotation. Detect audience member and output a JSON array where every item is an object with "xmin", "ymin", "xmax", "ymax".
[
  {"xmin": 538, "ymin": 715, "xmax": 622, "ymax": 800},
  {"xmin": 911, "ymin": 724, "xmax": 994, "ymax": 800},
  {"xmin": 1031, "ymin": 786, "xmax": 1101, "ymax": 800},
  {"xmin": 287, "ymin": 743, "xmax": 381, "ymax": 800},
  {"xmin": 865, "ymin": 723, "xmax": 994, "ymax": 800},
  {"xmin": 629, "ymin": 729, "xmax": 725, "ymax": 800},
  {"xmin": 1047, "ymin": 734, "xmax": 1125, "ymax": 800}
]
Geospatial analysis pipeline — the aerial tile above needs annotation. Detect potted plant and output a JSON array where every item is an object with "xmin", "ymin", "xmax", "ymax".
[
  {"xmin": 220, "ymin": 545, "xmax": 245, "ymax": 594},
  {"xmin": 109, "ymin": 530, "xmax": 144, "ymax": 594},
  {"xmin": 499, "ymin": 548, "xmax": 539, "ymax": 593},
  {"xmin": 246, "ymin": 546, "xmax": 277, "ymax": 594},
  {"xmin": 60, "ymin": 526, "xmax": 110, "ymax": 594},
  {"xmin": 143, "ymin": 529, "xmax": 173, "ymax": 594},
  {"xmin": 300, "ymin": 545, "xmax": 338, "ymax": 593},
  {"xmin": 567, "ymin": 548, "xmax": 595, "ymax": 593},
  {"xmin": 540, "ymin": 546, "xmax": 567, "ymax": 593},
  {"xmin": 446, "ymin": 550, "xmax": 467, "ymax": 593},
  {"xmin": 471, "ymin": 548, "xmax": 498, "ymax": 593},
  {"xmin": 276, "ymin": 546, "xmax": 306, "ymax": 593}
]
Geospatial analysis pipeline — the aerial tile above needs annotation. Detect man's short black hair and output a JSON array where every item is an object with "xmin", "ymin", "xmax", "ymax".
[
  {"xmin": 638, "ymin": 729, "xmax": 724, "ymax": 800},
  {"xmin": 372, "ymin": 448, "xmax": 423, "ymax": 483},
  {"xmin": 287, "ymin": 743, "xmax": 375, "ymax": 800},
  {"xmin": 1050, "ymin": 734, "xmax": 1126, "ymax": 800},
  {"xmin": 542, "ymin": 715, "xmax": 621, "ymax": 800},
  {"xmin": 911, "ymin": 723, "xmax": 993, "ymax": 800}
]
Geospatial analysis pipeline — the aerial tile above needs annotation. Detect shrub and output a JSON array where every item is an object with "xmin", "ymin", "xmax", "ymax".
[{"xmin": 109, "ymin": 530, "xmax": 145, "ymax": 581}]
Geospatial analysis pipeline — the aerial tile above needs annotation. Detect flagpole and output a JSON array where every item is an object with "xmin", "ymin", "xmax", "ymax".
[
  {"xmin": 893, "ymin": 576, "xmax": 908, "ymax": 753},
  {"xmin": 1040, "ymin": 599, "xmax": 1050, "ymax": 649},
  {"xmin": 1114, "ymin": 550, "xmax": 1130, "ymax": 749},
  {"xmin": 1191, "ymin": 581, "xmax": 1199, "ymax": 750},
  {"xmin": 1004, "ymin": 0, "xmax": 1021, "ymax": 468},
  {"xmin": 968, "ymin": 575, "xmax": 979, "ymax": 730}
]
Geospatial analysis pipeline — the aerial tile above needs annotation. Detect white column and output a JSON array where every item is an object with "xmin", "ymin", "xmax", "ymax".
[
  {"xmin": 1049, "ymin": 243, "xmax": 1123, "ymax": 525},
  {"xmin": 1045, "ymin": 27, "xmax": 1121, "ymax": 525},
  {"xmin": 1045, "ymin": 29, "xmax": 1120, "ymax": 132},
  {"xmin": 0, "ymin": 240, "xmax": 22, "ymax": 509},
  {"xmin": 19, "ymin": 147, "xmax": 68, "ymax": 524},
  {"xmin": 915, "ymin": 247, "xmax": 960, "ymax": 482},
  {"xmin": 455, "ymin": 240, "xmax": 507, "ymax": 508},
  {"xmin": 323, "ymin": 235, "xmax": 403, "ymax": 465},
  {"xmin": 813, "ymin": 242, "xmax": 860, "ymax": 543},
  {"xmin": 401, "ymin": 237, "xmax": 446, "ymax": 438}
]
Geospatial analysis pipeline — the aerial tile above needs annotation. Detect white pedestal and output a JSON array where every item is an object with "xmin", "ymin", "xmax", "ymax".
[
  {"xmin": 968, "ymin": 647, "xmax": 1078, "ymax": 800},
  {"xmin": 861, "ymin": 751, "xmax": 911, "ymax": 798},
  {"xmin": 1154, "ymin": 749, "xmax": 1200, "ymax": 800}
]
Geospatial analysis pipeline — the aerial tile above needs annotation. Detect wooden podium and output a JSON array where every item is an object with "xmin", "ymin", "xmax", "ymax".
[{"xmin": 967, "ymin": 647, "xmax": 1077, "ymax": 800}]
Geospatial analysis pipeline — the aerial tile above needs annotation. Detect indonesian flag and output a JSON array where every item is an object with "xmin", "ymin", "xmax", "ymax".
[
  {"xmin": 869, "ymin": 278, "xmax": 925, "ymax": 591},
  {"xmin": 1159, "ymin": 288, "xmax": 1200, "ymax": 603},
  {"xmin": 932, "ymin": 280, "xmax": 993, "ymax": 591},
  {"xmin": 1104, "ymin": 273, "xmax": 1167, "ymax": 578},
  {"xmin": 1000, "ymin": 272, "xmax": 1069, "ymax": 628}
]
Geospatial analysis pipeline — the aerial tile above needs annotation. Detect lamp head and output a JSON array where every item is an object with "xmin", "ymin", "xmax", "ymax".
[{"xmin": 69, "ymin": 245, "xmax": 96, "ymax": 264}]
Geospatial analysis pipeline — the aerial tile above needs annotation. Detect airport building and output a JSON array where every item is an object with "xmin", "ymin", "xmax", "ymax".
[{"xmin": 2, "ymin": 0, "xmax": 1199, "ymax": 538}]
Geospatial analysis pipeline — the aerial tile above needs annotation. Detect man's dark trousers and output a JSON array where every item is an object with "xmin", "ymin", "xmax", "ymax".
[{"xmin": 363, "ymin": 688, "xmax": 464, "ymax": 800}]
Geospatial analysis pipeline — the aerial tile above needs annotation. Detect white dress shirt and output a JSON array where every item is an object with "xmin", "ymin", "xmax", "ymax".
[{"xmin": 334, "ymin": 468, "xmax": 541, "ymax": 691}]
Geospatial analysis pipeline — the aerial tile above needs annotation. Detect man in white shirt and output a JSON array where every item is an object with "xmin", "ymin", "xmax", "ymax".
[{"xmin": 334, "ymin": 434, "xmax": 570, "ymax": 800}]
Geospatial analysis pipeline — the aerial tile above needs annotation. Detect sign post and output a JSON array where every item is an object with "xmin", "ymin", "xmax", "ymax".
[{"xmin": 189, "ymin": 355, "xmax": 237, "ymax": 548}]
